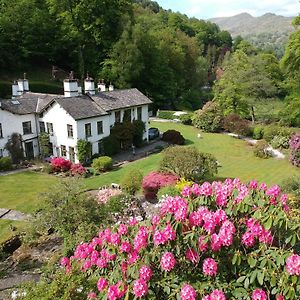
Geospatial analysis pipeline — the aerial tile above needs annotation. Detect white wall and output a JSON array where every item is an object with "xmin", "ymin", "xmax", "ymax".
[
  {"xmin": 0, "ymin": 109, "xmax": 39, "ymax": 157},
  {"xmin": 77, "ymin": 115, "xmax": 110, "ymax": 155},
  {"xmin": 40, "ymin": 103, "xmax": 78, "ymax": 161}
]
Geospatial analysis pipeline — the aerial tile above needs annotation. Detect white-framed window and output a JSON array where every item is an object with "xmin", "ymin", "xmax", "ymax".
[
  {"xmin": 97, "ymin": 121, "xmax": 103, "ymax": 134},
  {"xmin": 39, "ymin": 121, "xmax": 45, "ymax": 133},
  {"xmin": 0, "ymin": 123, "xmax": 2, "ymax": 138},
  {"xmin": 85, "ymin": 123, "xmax": 92, "ymax": 137},
  {"xmin": 137, "ymin": 107, "xmax": 142, "ymax": 121},
  {"xmin": 61, "ymin": 145, "xmax": 67, "ymax": 157},
  {"xmin": 46, "ymin": 122, "xmax": 53, "ymax": 134},
  {"xmin": 67, "ymin": 124, "xmax": 73, "ymax": 138},
  {"xmin": 22, "ymin": 121, "xmax": 32, "ymax": 135}
]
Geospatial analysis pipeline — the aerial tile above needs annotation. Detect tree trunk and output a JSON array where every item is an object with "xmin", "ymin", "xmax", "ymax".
[{"xmin": 251, "ymin": 105, "xmax": 255, "ymax": 123}]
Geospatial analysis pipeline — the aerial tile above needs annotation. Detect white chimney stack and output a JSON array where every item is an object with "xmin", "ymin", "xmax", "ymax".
[
  {"xmin": 78, "ymin": 82, "xmax": 82, "ymax": 96},
  {"xmin": 84, "ymin": 73, "xmax": 95, "ymax": 95},
  {"xmin": 12, "ymin": 81, "xmax": 19, "ymax": 98},
  {"xmin": 63, "ymin": 71, "xmax": 79, "ymax": 97},
  {"xmin": 109, "ymin": 82, "xmax": 114, "ymax": 91},
  {"xmin": 23, "ymin": 73, "xmax": 29, "ymax": 91},
  {"xmin": 98, "ymin": 79, "xmax": 106, "ymax": 92}
]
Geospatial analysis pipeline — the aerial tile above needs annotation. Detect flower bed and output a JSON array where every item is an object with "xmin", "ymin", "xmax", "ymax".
[{"xmin": 61, "ymin": 178, "xmax": 300, "ymax": 299}]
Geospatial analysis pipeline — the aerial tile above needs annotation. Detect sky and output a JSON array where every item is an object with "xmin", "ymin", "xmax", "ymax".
[{"xmin": 155, "ymin": 0, "xmax": 299, "ymax": 19}]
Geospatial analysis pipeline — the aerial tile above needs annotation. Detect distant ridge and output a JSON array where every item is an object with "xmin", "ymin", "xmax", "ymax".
[
  {"xmin": 210, "ymin": 12, "xmax": 296, "ymax": 57},
  {"xmin": 210, "ymin": 12, "xmax": 294, "ymax": 37}
]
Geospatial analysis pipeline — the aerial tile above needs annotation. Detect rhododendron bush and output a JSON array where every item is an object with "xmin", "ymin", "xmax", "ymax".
[{"xmin": 58, "ymin": 179, "xmax": 300, "ymax": 299}]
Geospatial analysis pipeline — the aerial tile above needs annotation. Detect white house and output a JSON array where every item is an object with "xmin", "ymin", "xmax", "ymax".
[{"xmin": 0, "ymin": 74, "xmax": 152, "ymax": 162}]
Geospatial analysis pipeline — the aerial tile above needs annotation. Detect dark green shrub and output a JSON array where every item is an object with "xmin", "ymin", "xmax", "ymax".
[
  {"xmin": 92, "ymin": 156, "xmax": 113, "ymax": 174},
  {"xmin": 270, "ymin": 135, "xmax": 290, "ymax": 149},
  {"xmin": 263, "ymin": 125, "xmax": 293, "ymax": 142},
  {"xmin": 5, "ymin": 133, "xmax": 24, "ymax": 164},
  {"xmin": 192, "ymin": 101, "xmax": 223, "ymax": 132},
  {"xmin": 161, "ymin": 130, "xmax": 185, "ymax": 145},
  {"xmin": 0, "ymin": 157, "xmax": 13, "ymax": 171},
  {"xmin": 253, "ymin": 125, "xmax": 264, "ymax": 140},
  {"xmin": 157, "ymin": 184, "xmax": 179, "ymax": 199},
  {"xmin": 38, "ymin": 133, "xmax": 50, "ymax": 158},
  {"xmin": 132, "ymin": 120, "xmax": 145, "ymax": 147},
  {"xmin": 111, "ymin": 122, "xmax": 135, "ymax": 150},
  {"xmin": 157, "ymin": 110, "xmax": 176, "ymax": 120},
  {"xmin": 279, "ymin": 97, "xmax": 300, "ymax": 127},
  {"xmin": 222, "ymin": 113, "xmax": 251, "ymax": 136},
  {"xmin": 102, "ymin": 135, "xmax": 121, "ymax": 156},
  {"xmin": 179, "ymin": 113, "xmax": 193, "ymax": 125},
  {"xmin": 120, "ymin": 169, "xmax": 143, "ymax": 195},
  {"xmin": 159, "ymin": 146, "xmax": 218, "ymax": 181},
  {"xmin": 253, "ymin": 140, "xmax": 272, "ymax": 159},
  {"xmin": 77, "ymin": 139, "xmax": 92, "ymax": 164}
]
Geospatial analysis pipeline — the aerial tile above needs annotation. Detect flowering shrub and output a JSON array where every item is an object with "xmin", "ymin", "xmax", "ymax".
[
  {"xmin": 289, "ymin": 133, "xmax": 300, "ymax": 167},
  {"xmin": 96, "ymin": 188, "xmax": 123, "ymax": 204},
  {"xmin": 70, "ymin": 163, "xmax": 87, "ymax": 176},
  {"xmin": 142, "ymin": 171, "xmax": 179, "ymax": 200},
  {"xmin": 58, "ymin": 178, "xmax": 300, "ymax": 299},
  {"xmin": 51, "ymin": 157, "xmax": 72, "ymax": 172}
]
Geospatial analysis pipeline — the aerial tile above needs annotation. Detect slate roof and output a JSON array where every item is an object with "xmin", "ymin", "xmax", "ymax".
[
  {"xmin": 55, "ymin": 95, "xmax": 108, "ymax": 120},
  {"xmin": 0, "ymin": 92, "xmax": 60, "ymax": 115},
  {"xmin": 91, "ymin": 88, "xmax": 152, "ymax": 111},
  {"xmin": 0, "ymin": 88, "xmax": 152, "ymax": 120}
]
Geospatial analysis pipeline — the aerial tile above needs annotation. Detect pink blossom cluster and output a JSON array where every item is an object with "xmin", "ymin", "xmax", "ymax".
[
  {"xmin": 59, "ymin": 178, "xmax": 296, "ymax": 299},
  {"xmin": 286, "ymin": 254, "xmax": 300, "ymax": 275},
  {"xmin": 51, "ymin": 157, "xmax": 72, "ymax": 172},
  {"xmin": 242, "ymin": 218, "xmax": 273, "ymax": 247},
  {"xmin": 96, "ymin": 188, "xmax": 122, "ymax": 204},
  {"xmin": 202, "ymin": 289, "xmax": 226, "ymax": 300},
  {"xmin": 202, "ymin": 258, "xmax": 218, "ymax": 276},
  {"xmin": 251, "ymin": 288, "xmax": 267, "ymax": 300},
  {"xmin": 180, "ymin": 284, "xmax": 197, "ymax": 300},
  {"xmin": 70, "ymin": 163, "xmax": 86, "ymax": 176}
]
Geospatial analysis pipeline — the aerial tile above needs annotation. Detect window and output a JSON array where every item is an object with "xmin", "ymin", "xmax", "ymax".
[
  {"xmin": 67, "ymin": 124, "xmax": 73, "ymax": 138},
  {"xmin": 137, "ymin": 107, "xmax": 142, "ymax": 121},
  {"xmin": 39, "ymin": 121, "xmax": 45, "ymax": 133},
  {"xmin": 46, "ymin": 122, "xmax": 53, "ymax": 134},
  {"xmin": 61, "ymin": 145, "xmax": 67, "ymax": 157},
  {"xmin": 123, "ymin": 109, "xmax": 131, "ymax": 122},
  {"xmin": 115, "ymin": 111, "xmax": 121, "ymax": 123},
  {"xmin": 0, "ymin": 149, "xmax": 3, "ymax": 157},
  {"xmin": 22, "ymin": 121, "xmax": 32, "ymax": 135},
  {"xmin": 0, "ymin": 123, "xmax": 2, "ymax": 138},
  {"xmin": 49, "ymin": 142, "xmax": 53, "ymax": 156},
  {"xmin": 98, "ymin": 140, "xmax": 103, "ymax": 154},
  {"xmin": 69, "ymin": 147, "xmax": 75, "ymax": 163},
  {"xmin": 97, "ymin": 121, "xmax": 103, "ymax": 135},
  {"xmin": 85, "ymin": 123, "xmax": 92, "ymax": 137}
]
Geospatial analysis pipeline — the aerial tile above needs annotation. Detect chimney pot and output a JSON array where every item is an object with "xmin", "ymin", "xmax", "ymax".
[
  {"xmin": 109, "ymin": 82, "xmax": 114, "ymax": 91},
  {"xmin": 64, "ymin": 72, "xmax": 79, "ymax": 97},
  {"xmin": 98, "ymin": 79, "xmax": 106, "ymax": 92}
]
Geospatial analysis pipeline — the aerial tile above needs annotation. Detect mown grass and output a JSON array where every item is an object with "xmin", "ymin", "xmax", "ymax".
[
  {"xmin": 0, "ymin": 121, "xmax": 299, "ymax": 243},
  {"xmin": 0, "ymin": 219, "xmax": 28, "ymax": 244}
]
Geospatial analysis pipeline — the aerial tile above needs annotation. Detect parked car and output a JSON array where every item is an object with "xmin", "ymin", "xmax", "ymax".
[{"xmin": 148, "ymin": 127, "xmax": 160, "ymax": 140}]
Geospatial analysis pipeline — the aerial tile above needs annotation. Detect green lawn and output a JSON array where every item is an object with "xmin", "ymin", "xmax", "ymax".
[
  {"xmin": 0, "ymin": 171, "xmax": 58, "ymax": 213},
  {"xmin": 0, "ymin": 121, "xmax": 299, "ymax": 243}
]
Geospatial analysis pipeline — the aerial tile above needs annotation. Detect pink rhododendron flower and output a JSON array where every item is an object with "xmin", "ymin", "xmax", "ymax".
[
  {"xmin": 210, "ymin": 290, "xmax": 226, "ymax": 300},
  {"xmin": 60, "ymin": 257, "xmax": 70, "ymax": 267},
  {"xmin": 249, "ymin": 180, "xmax": 258, "ymax": 189},
  {"xmin": 127, "ymin": 251, "xmax": 140, "ymax": 265},
  {"xmin": 286, "ymin": 254, "xmax": 300, "ymax": 275},
  {"xmin": 82, "ymin": 260, "xmax": 92, "ymax": 270},
  {"xmin": 120, "ymin": 241, "xmax": 131, "ymax": 253},
  {"xmin": 189, "ymin": 211, "xmax": 203, "ymax": 227},
  {"xmin": 118, "ymin": 224, "xmax": 128, "ymax": 235},
  {"xmin": 182, "ymin": 186, "xmax": 192, "ymax": 197},
  {"xmin": 200, "ymin": 182, "xmax": 212, "ymax": 196},
  {"xmin": 252, "ymin": 289, "xmax": 267, "ymax": 300},
  {"xmin": 185, "ymin": 248, "xmax": 199, "ymax": 264},
  {"xmin": 276, "ymin": 295, "xmax": 284, "ymax": 300},
  {"xmin": 198, "ymin": 235, "xmax": 208, "ymax": 252},
  {"xmin": 210, "ymin": 233, "xmax": 222, "ymax": 252},
  {"xmin": 133, "ymin": 279, "xmax": 148, "ymax": 298},
  {"xmin": 129, "ymin": 217, "xmax": 138, "ymax": 226},
  {"xmin": 203, "ymin": 258, "xmax": 218, "ymax": 276},
  {"xmin": 87, "ymin": 292, "xmax": 97, "ymax": 299},
  {"xmin": 96, "ymin": 258, "xmax": 107, "ymax": 269},
  {"xmin": 160, "ymin": 252, "xmax": 176, "ymax": 271},
  {"xmin": 153, "ymin": 230, "xmax": 167, "ymax": 246},
  {"xmin": 139, "ymin": 265, "xmax": 153, "ymax": 282},
  {"xmin": 97, "ymin": 278, "xmax": 108, "ymax": 291},
  {"xmin": 151, "ymin": 215, "xmax": 160, "ymax": 227},
  {"xmin": 180, "ymin": 284, "xmax": 197, "ymax": 300},
  {"xmin": 163, "ymin": 224, "xmax": 176, "ymax": 241},
  {"xmin": 110, "ymin": 233, "xmax": 121, "ymax": 246},
  {"xmin": 191, "ymin": 183, "xmax": 201, "ymax": 196}
]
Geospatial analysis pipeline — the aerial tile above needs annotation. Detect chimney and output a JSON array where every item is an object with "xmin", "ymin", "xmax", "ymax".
[
  {"xmin": 63, "ymin": 71, "xmax": 79, "ymax": 97},
  {"xmin": 12, "ymin": 81, "xmax": 19, "ymax": 98},
  {"xmin": 84, "ymin": 73, "xmax": 95, "ymax": 95},
  {"xmin": 23, "ymin": 73, "xmax": 29, "ymax": 91},
  {"xmin": 98, "ymin": 79, "xmax": 106, "ymax": 92},
  {"xmin": 109, "ymin": 82, "xmax": 114, "ymax": 91},
  {"xmin": 78, "ymin": 81, "xmax": 82, "ymax": 96}
]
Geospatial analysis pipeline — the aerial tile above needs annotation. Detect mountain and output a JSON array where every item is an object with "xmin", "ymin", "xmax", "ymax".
[
  {"xmin": 210, "ymin": 13, "xmax": 296, "ymax": 57},
  {"xmin": 210, "ymin": 12, "xmax": 294, "ymax": 37}
]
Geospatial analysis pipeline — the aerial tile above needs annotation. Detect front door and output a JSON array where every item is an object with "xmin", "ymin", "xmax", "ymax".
[{"xmin": 25, "ymin": 141, "xmax": 34, "ymax": 159}]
